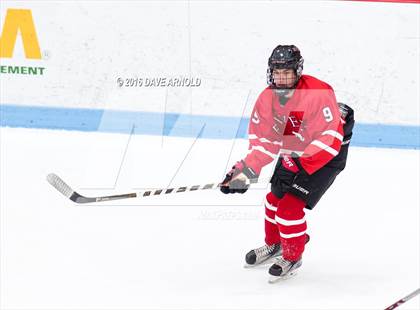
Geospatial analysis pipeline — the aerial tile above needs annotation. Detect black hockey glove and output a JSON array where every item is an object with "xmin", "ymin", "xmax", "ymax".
[
  {"xmin": 271, "ymin": 154, "xmax": 315, "ymax": 202},
  {"xmin": 271, "ymin": 154, "xmax": 306, "ymax": 188},
  {"xmin": 220, "ymin": 160, "xmax": 258, "ymax": 194}
]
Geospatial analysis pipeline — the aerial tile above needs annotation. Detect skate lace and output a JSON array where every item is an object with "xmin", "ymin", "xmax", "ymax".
[
  {"xmin": 274, "ymin": 256, "xmax": 290, "ymax": 268},
  {"xmin": 255, "ymin": 244, "xmax": 276, "ymax": 258},
  {"xmin": 275, "ymin": 256, "xmax": 294, "ymax": 271}
]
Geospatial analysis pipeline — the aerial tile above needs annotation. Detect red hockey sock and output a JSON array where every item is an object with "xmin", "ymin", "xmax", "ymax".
[
  {"xmin": 275, "ymin": 193, "xmax": 307, "ymax": 261},
  {"xmin": 264, "ymin": 192, "xmax": 282, "ymax": 245}
]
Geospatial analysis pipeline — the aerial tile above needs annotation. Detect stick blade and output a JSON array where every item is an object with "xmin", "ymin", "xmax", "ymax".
[
  {"xmin": 46, "ymin": 173, "xmax": 96, "ymax": 204},
  {"xmin": 46, "ymin": 173, "xmax": 75, "ymax": 198}
]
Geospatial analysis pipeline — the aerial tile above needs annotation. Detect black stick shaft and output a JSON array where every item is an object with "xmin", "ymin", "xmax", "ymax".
[
  {"xmin": 48, "ymin": 173, "xmax": 243, "ymax": 204},
  {"xmin": 47, "ymin": 173, "xmax": 263, "ymax": 204}
]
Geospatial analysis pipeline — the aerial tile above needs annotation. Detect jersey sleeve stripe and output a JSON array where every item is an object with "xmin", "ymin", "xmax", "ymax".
[
  {"xmin": 310, "ymin": 140, "xmax": 339, "ymax": 156},
  {"xmin": 260, "ymin": 138, "xmax": 282, "ymax": 145},
  {"xmin": 321, "ymin": 130, "xmax": 343, "ymax": 141},
  {"xmin": 249, "ymin": 134, "xmax": 282, "ymax": 145},
  {"xmin": 280, "ymin": 149, "xmax": 304, "ymax": 156}
]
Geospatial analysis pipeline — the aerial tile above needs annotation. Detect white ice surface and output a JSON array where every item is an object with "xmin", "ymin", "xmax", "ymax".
[{"xmin": 1, "ymin": 127, "xmax": 419, "ymax": 309}]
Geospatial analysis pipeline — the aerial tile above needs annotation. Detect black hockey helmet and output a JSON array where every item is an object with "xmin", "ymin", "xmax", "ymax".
[{"xmin": 267, "ymin": 45, "xmax": 304, "ymax": 88}]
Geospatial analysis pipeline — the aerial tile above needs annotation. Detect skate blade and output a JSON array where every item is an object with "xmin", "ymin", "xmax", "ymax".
[
  {"xmin": 243, "ymin": 256, "xmax": 281, "ymax": 269},
  {"xmin": 268, "ymin": 271, "xmax": 298, "ymax": 284}
]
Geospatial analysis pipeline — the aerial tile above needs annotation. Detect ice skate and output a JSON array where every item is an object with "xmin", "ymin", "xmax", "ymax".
[
  {"xmin": 245, "ymin": 234, "xmax": 309, "ymax": 269},
  {"xmin": 244, "ymin": 243, "xmax": 282, "ymax": 268},
  {"xmin": 268, "ymin": 256, "xmax": 302, "ymax": 283}
]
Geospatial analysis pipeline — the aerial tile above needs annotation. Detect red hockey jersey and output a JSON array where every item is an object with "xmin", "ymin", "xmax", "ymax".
[{"xmin": 243, "ymin": 75, "xmax": 344, "ymax": 175}]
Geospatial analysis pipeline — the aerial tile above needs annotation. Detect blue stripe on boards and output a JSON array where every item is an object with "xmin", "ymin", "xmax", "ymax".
[{"xmin": 1, "ymin": 104, "xmax": 418, "ymax": 149}]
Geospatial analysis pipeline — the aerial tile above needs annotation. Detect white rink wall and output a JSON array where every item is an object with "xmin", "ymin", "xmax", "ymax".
[{"xmin": 1, "ymin": 0, "xmax": 419, "ymax": 125}]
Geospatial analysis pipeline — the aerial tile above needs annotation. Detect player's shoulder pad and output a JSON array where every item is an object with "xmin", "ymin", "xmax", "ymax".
[{"xmin": 300, "ymin": 75, "xmax": 334, "ymax": 91}]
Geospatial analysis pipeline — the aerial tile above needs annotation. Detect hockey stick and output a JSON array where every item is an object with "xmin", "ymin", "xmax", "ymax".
[
  {"xmin": 384, "ymin": 288, "xmax": 420, "ymax": 310},
  {"xmin": 46, "ymin": 173, "xmax": 259, "ymax": 204}
]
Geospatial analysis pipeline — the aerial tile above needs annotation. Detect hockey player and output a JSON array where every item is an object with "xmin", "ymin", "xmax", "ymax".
[{"xmin": 220, "ymin": 45, "xmax": 354, "ymax": 282}]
